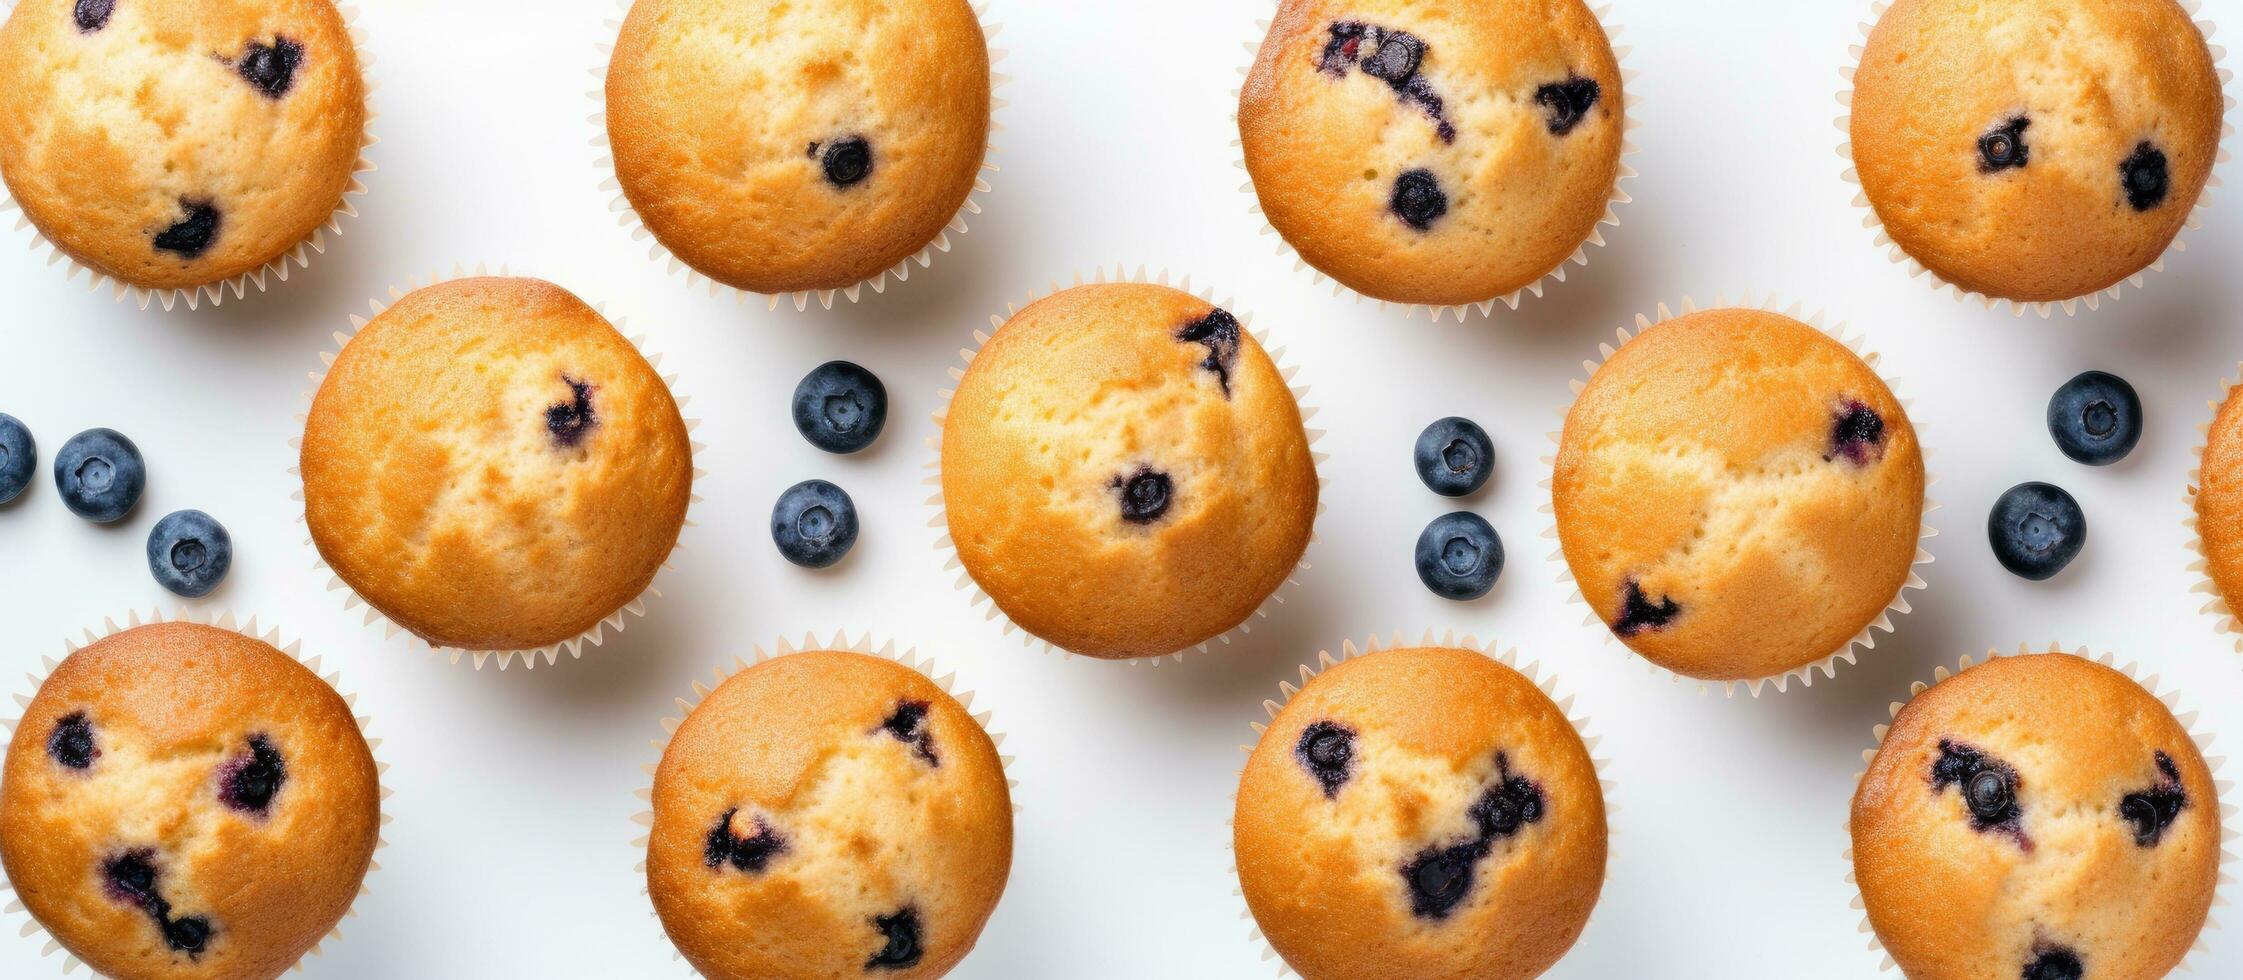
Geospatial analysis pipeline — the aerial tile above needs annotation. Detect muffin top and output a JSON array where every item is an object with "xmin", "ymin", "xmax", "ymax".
[
  {"xmin": 1239, "ymin": 0, "xmax": 1624, "ymax": 308},
  {"xmin": 1552, "ymin": 308, "xmax": 1925, "ymax": 683},
  {"xmin": 0, "ymin": 0, "xmax": 366, "ymax": 292},
  {"xmin": 1852, "ymin": 653, "xmax": 2220, "ymax": 980},
  {"xmin": 647, "ymin": 651, "xmax": 1012, "ymax": 980},
  {"xmin": 1849, "ymin": 0, "xmax": 2225, "ymax": 304},
  {"xmin": 2191, "ymin": 382, "xmax": 2243, "ymax": 621},
  {"xmin": 940, "ymin": 282, "xmax": 1319, "ymax": 660},
  {"xmin": 0, "ymin": 622, "xmax": 381, "ymax": 980},
  {"xmin": 1234, "ymin": 645, "xmax": 1606, "ymax": 980},
  {"xmin": 299, "ymin": 276, "xmax": 693, "ymax": 655},
  {"xmin": 606, "ymin": 0, "xmax": 990, "ymax": 296}
]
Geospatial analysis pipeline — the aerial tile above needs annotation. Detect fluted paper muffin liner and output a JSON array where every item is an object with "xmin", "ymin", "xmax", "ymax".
[
  {"xmin": 1227, "ymin": 630, "xmax": 1614, "ymax": 977},
  {"xmin": 2187, "ymin": 363, "xmax": 2243, "ymax": 651},
  {"xmin": 1540, "ymin": 294, "xmax": 1939, "ymax": 697},
  {"xmin": 1841, "ymin": 644, "xmax": 2237, "ymax": 973},
  {"xmin": 1230, "ymin": 4, "xmax": 1638, "ymax": 322},
  {"xmin": 288, "ymin": 263, "xmax": 706, "ymax": 671},
  {"xmin": 0, "ymin": 1, "xmax": 379, "ymax": 313},
  {"xmin": 925, "ymin": 264, "xmax": 1328, "ymax": 665},
  {"xmin": 629, "ymin": 631, "xmax": 1019, "ymax": 976},
  {"xmin": 0, "ymin": 608, "xmax": 392, "ymax": 974},
  {"xmin": 589, "ymin": 0, "xmax": 1005, "ymax": 312},
  {"xmin": 1836, "ymin": 0, "xmax": 2234, "ymax": 318}
]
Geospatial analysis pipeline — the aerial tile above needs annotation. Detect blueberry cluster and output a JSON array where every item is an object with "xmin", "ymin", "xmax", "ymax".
[
  {"xmin": 103, "ymin": 850, "xmax": 213, "ymax": 956},
  {"xmin": 1399, "ymin": 753, "xmax": 1545, "ymax": 919},
  {"xmin": 1408, "ymin": 417, "xmax": 1502, "ymax": 600},
  {"xmin": 1987, "ymin": 372, "xmax": 2142, "ymax": 580},
  {"xmin": 0, "ymin": 416, "xmax": 233, "ymax": 597}
]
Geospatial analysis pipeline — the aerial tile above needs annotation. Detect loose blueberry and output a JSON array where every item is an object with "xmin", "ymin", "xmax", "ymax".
[
  {"xmin": 1610, "ymin": 578, "xmax": 1680, "ymax": 637},
  {"xmin": 1932, "ymin": 740, "xmax": 2028, "ymax": 844},
  {"xmin": 236, "ymin": 36, "xmax": 304, "ymax": 98},
  {"xmin": 1176, "ymin": 308, "xmax": 1241, "ymax": 397},
  {"xmin": 152, "ymin": 199, "xmax": 219, "ymax": 259},
  {"xmin": 1987, "ymin": 482, "xmax": 2085, "ymax": 581},
  {"xmin": 53, "ymin": 428, "xmax": 145, "ymax": 524},
  {"xmin": 1294, "ymin": 720, "xmax": 1356, "ymax": 798},
  {"xmin": 791, "ymin": 361, "xmax": 887, "ymax": 454},
  {"xmin": 2120, "ymin": 142, "xmax": 2169, "ymax": 211},
  {"xmin": 73, "ymin": 0, "xmax": 113, "ymax": 33},
  {"xmin": 544, "ymin": 376, "xmax": 598, "ymax": 449},
  {"xmin": 866, "ymin": 907, "xmax": 923, "ymax": 970},
  {"xmin": 145, "ymin": 510, "xmax": 232, "ymax": 598},
  {"xmin": 1414, "ymin": 512, "xmax": 1501, "ymax": 600},
  {"xmin": 1114, "ymin": 468, "xmax": 1173, "ymax": 525},
  {"xmin": 2046, "ymin": 370, "xmax": 2141, "ymax": 466},
  {"xmin": 1534, "ymin": 76, "xmax": 1601, "ymax": 136},
  {"xmin": 1390, "ymin": 169, "xmax": 1448, "ymax": 231},
  {"xmin": 2120, "ymin": 751, "xmax": 2188, "ymax": 847},
  {"xmin": 1826, "ymin": 401, "xmax": 1885, "ymax": 465},
  {"xmin": 771, "ymin": 479, "xmax": 858, "ymax": 569},
  {"xmin": 217, "ymin": 735, "xmax": 285, "ymax": 814},
  {"xmin": 1413, "ymin": 417, "xmax": 1493, "ymax": 497},
  {"xmin": 820, "ymin": 136, "xmax": 873, "ymax": 188},
  {"xmin": 704, "ymin": 809, "xmax": 788, "ymax": 873},
  {"xmin": 1978, "ymin": 116, "xmax": 2030, "ymax": 172},
  {"xmin": 47, "ymin": 712, "xmax": 97, "ymax": 769},
  {"xmin": 878, "ymin": 700, "xmax": 939, "ymax": 766},
  {"xmin": 0, "ymin": 413, "xmax": 34, "ymax": 504},
  {"xmin": 2024, "ymin": 946, "xmax": 2084, "ymax": 980}
]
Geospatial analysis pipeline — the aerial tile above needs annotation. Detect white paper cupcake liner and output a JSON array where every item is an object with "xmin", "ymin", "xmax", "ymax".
[
  {"xmin": 589, "ymin": 0, "xmax": 1005, "ymax": 312},
  {"xmin": 924, "ymin": 264, "xmax": 1328, "ymax": 665},
  {"xmin": 1230, "ymin": 4, "xmax": 1637, "ymax": 322},
  {"xmin": 1540, "ymin": 294, "xmax": 1939, "ymax": 698},
  {"xmin": 0, "ymin": 608, "xmax": 393, "ymax": 974},
  {"xmin": 2186, "ymin": 363, "xmax": 2243, "ymax": 652},
  {"xmin": 1836, "ymin": 0, "xmax": 2234, "ymax": 318},
  {"xmin": 1841, "ymin": 644, "xmax": 2237, "ymax": 974},
  {"xmin": 288, "ymin": 262, "xmax": 706, "ymax": 671},
  {"xmin": 1226, "ymin": 630, "xmax": 1615, "ymax": 977},
  {"xmin": 0, "ymin": 1, "xmax": 379, "ymax": 313},
  {"xmin": 628, "ymin": 631, "xmax": 1019, "ymax": 977}
]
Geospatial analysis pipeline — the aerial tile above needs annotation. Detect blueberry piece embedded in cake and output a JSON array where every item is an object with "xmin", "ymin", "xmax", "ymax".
[
  {"xmin": 1826, "ymin": 400, "xmax": 1886, "ymax": 465},
  {"xmin": 544, "ymin": 376, "xmax": 599, "ymax": 449},
  {"xmin": 1293, "ymin": 720, "xmax": 1356, "ymax": 798},
  {"xmin": 101, "ymin": 850, "xmax": 214, "ymax": 955},
  {"xmin": 1175, "ymin": 308, "xmax": 1242, "ymax": 397},
  {"xmin": 1112, "ymin": 468, "xmax": 1173, "ymax": 525},
  {"xmin": 1930, "ymin": 739, "xmax": 2029, "ymax": 848},
  {"xmin": 2023, "ymin": 944, "xmax": 2084, "ymax": 980},
  {"xmin": 866, "ymin": 907, "xmax": 923, "ymax": 970},
  {"xmin": 1533, "ymin": 76, "xmax": 1601, "ymax": 136},
  {"xmin": 1399, "ymin": 752, "xmax": 1546, "ymax": 919},
  {"xmin": 1987, "ymin": 482, "xmax": 2086, "ymax": 581},
  {"xmin": 818, "ymin": 136, "xmax": 874, "ymax": 188},
  {"xmin": 1609, "ymin": 578, "xmax": 1680, "ymax": 637},
  {"xmin": 1977, "ymin": 116, "xmax": 2030, "ymax": 172},
  {"xmin": 72, "ymin": 0, "xmax": 113, "ymax": 33},
  {"xmin": 1316, "ymin": 22, "xmax": 1454, "ymax": 142},
  {"xmin": 47, "ymin": 711, "xmax": 97, "ymax": 769},
  {"xmin": 1389, "ymin": 168, "xmax": 1448, "ymax": 231},
  {"xmin": 2120, "ymin": 751, "xmax": 2188, "ymax": 847},
  {"xmin": 152, "ymin": 199, "xmax": 221, "ymax": 259},
  {"xmin": 2120, "ymin": 142, "xmax": 2169, "ymax": 212},
  {"xmin": 218, "ymin": 735, "xmax": 287, "ymax": 814},
  {"xmin": 877, "ymin": 700, "xmax": 940, "ymax": 766},
  {"xmin": 704, "ymin": 809, "xmax": 788, "ymax": 874},
  {"xmin": 236, "ymin": 36, "xmax": 305, "ymax": 99}
]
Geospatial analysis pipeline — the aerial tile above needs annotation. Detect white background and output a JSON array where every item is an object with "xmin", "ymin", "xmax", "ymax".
[{"xmin": 1, "ymin": 0, "xmax": 2240, "ymax": 976}]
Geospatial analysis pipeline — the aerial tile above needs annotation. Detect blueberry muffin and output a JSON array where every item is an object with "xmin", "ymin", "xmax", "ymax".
[
  {"xmin": 0, "ymin": 0, "xmax": 367, "ymax": 298},
  {"xmin": 646, "ymin": 651, "xmax": 1012, "ymax": 979},
  {"xmin": 1239, "ymin": 0, "xmax": 1625, "ymax": 310},
  {"xmin": 1234, "ymin": 644, "xmax": 1606, "ymax": 979},
  {"xmin": 939, "ymin": 281, "xmax": 1319, "ymax": 660},
  {"xmin": 1848, "ymin": 0, "xmax": 2226, "ymax": 305},
  {"xmin": 605, "ymin": 0, "xmax": 990, "ymax": 298},
  {"xmin": 1852, "ymin": 652, "xmax": 2221, "ymax": 979},
  {"xmin": 299, "ymin": 276, "xmax": 693, "ymax": 661},
  {"xmin": 0, "ymin": 621, "xmax": 381, "ymax": 980},
  {"xmin": 1552, "ymin": 307, "xmax": 1926, "ymax": 686},
  {"xmin": 2190, "ymin": 379, "xmax": 2243, "ymax": 644}
]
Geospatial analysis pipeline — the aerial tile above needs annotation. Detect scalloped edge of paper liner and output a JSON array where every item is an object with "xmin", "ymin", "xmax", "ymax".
[
  {"xmin": 2187, "ymin": 363, "xmax": 2243, "ymax": 652},
  {"xmin": 1835, "ymin": 0, "xmax": 2235, "ymax": 318},
  {"xmin": 1537, "ymin": 293, "xmax": 1940, "ymax": 698},
  {"xmin": 1224, "ymin": 630, "xmax": 1616, "ymax": 977},
  {"xmin": 922, "ymin": 264, "xmax": 1329, "ymax": 666},
  {"xmin": 286, "ymin": 262, "xmax": 707, "ymax": 671},
  {"xmin": 587, "ymin": 0, "xmax": 1005, "ymax": 313},
  {"xmin": 1840, "ymin": 644, "xmax": 2238, "ymax": 974},
  {"xmin": 627, "ymin": 631, "xmax": 1020, "ymax": 977},
  {"xmin": 0, "ymin": 0, "xmax": 380, "ymax": 313},
  {"xmin": 1228, "ymin": 3, "xmax": 1638, "ymax": 323},
  {"xmin": 0, "ymin": 608, "xmax": 393, "ymax": 975}
]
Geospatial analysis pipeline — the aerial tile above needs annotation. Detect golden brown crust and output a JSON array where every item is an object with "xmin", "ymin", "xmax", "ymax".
[
  {"xmin": 648, "ymin": 652, "xmax": 1012, "ymax": 980},
  {"xmin": 1234, "ymin": 647, "xmax": 1605, "ymax": 980},
  {"xmin": 299, "ymin": 277, "xmax": 693, "ymax": 652},
  {"xmin": 0, "ymin": 622, "xmax": 380, "ymax": 980},
  {"xmin": 1552, "ymin": 308, "xmax": 1925, "ymax": 681},
  {"xmin": 2194, "ymin": 384, "xmax": 2243, "ymax": 610},
  {"xmin": 1851, "ymin": 654, "xmax": 2219, "ymax": 980},
  {"xmin": 1849, "ymin": 0, "xmax": 2224, "ymax": 302},
  {"xmin": 1239, "ymin": 0, "xmax": 1623, "ymax": 307},
  {"xmin": 606, "ymin": 0, "xmax": 990, "ymax": 295},
  {"xmin": 0, "ymin": 0, "xmax": 365, "ymax": 291},
  {"xmin": 940, "ymin": 283, "xmax": 1319, "ymax": 659}
]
